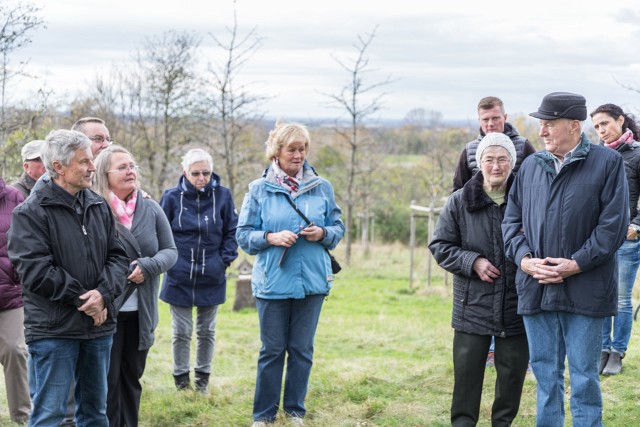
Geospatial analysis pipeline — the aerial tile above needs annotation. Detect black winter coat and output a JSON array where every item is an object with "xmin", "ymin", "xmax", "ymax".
[
  {"xmin": 429, "ymin": 172, "xmax": 524, "ymax": 337},
  {"xmin": 612, "ymin": 141, "xmax": 640, "ymax": 227},
  {"xmin": 7, "ymin": 181, "xmax": 129, "ymax": 343}
]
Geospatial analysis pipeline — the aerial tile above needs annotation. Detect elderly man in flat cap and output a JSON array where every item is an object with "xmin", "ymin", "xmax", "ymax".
[
  {"xmin": 502, "ymin": 92, "xmax": 628, "ymax": 426},
  {"xmin": 12, "ymin": 140, "xmax": 46, "ymax": 198}
]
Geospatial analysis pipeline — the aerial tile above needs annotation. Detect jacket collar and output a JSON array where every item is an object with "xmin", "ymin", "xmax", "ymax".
[
  {"xmin": 534, "ymin": 132, "xmax": 591, "ymax": 174},
  {"xmin": 178, "ymin": 172, "xmax": 220, "ymax": 195},
  {"xmin": 37, "ymin": 180, "xmax": 103, "ymax": 207},
  {"xmin": 462, "ymin": 171, "xmax": 514, "ymax": 213},
  {"xmin": 478, "ymin": 122, "xmax": 520, "ymax": 139},
  {"xmin": 263, "ymin": 161, "xmax": 321, "ymax": 194}
]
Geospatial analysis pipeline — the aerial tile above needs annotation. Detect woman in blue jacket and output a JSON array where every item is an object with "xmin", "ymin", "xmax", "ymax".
[
  {"xmin": 160, "ymin": 148, "xmax": 238, "ymax": 393},
  {"xmin": 236, "ymin": 121, "xmax": 344, "ymax": 427}
]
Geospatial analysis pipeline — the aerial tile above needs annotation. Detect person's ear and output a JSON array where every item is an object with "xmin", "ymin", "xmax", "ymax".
[{"xmin": 52, "ymin": 160, "xmax": 65, "ymax": 176}]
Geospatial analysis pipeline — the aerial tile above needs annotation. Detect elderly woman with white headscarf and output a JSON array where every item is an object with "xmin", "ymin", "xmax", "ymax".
[{"xmin": 429, "ymin": 132, "xmax": 529, "ymax": 427}]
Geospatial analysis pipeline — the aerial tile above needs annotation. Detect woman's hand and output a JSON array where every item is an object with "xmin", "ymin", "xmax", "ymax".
[
  {"xmin": 472, "ymin": 257, "xmax": 500, "ymax": 283},
  {"xmin": 266, "ymin": 230, "xmax": 300, "ymax": 247},
  {"xmin": 299, "ymin": 225, "xmax": 325, "ymax": 242},
  {"xmin": 127, "ymin": 261, "xmax": 145, "ymax": 284}
]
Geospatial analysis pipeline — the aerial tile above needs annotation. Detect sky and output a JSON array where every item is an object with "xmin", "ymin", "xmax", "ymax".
[{"xmin": 9, "ymin": 0, "xmax": 640, "ymax": 124}]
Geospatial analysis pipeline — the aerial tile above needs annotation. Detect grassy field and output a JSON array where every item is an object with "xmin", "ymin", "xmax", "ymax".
[{"xmin": 1, "ymin": 243, "xmax": 640, "ymax": 426}]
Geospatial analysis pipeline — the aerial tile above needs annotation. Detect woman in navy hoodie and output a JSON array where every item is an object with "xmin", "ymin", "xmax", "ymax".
[{"xmin": 160, "ymin": 149, "xmax": 238, "ymax": 393}]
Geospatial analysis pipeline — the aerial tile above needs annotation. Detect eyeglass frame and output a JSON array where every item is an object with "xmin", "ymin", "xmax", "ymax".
[
  {"xmin": 480, "ymin": 157, "xmax": 510, "ymax": 167},
  {"xmin": 107, "ymin": 163, "xmax": 139, "ymax": 174},
  {"xmin": 189, "ymin": 171, "xmax": 212, "ymax": 177},
  {"xmin": 88, "ymin": 135, "xmax": 114, "ymax": 145}
]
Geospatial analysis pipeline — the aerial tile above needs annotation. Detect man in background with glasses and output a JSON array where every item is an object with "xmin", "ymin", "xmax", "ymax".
[{"xmin": 32, "ymin": 117, "xmax": 113, "ymax": 199}]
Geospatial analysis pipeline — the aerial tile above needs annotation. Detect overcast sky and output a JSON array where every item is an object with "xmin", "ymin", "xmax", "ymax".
[{"xmin": 10, "ymin": 0, "xmax": 640, "ymax": 123}]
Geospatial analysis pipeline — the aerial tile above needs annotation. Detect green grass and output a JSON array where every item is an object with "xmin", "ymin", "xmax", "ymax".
[{"xmin": 1, "ymin": 243, "xmax": 640, "ymax": 426}]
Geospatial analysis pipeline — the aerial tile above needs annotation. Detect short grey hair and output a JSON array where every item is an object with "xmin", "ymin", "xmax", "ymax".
[
  {"xmin": 181, "ymin": 149, "xmax": 213, "ymax": 172},
  {"xmin": 41, "ymin": 129, "xmax": 91, "ymax": 180}
]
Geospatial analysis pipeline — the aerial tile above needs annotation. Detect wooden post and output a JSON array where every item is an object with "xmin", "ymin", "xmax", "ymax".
[{"xmin": 409, "ymin": 200, "xmax": 416, "ymax": 289}]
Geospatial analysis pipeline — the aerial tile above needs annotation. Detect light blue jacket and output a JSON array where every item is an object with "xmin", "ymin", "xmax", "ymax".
[{"xmin": 236, "ymin": 163, "xmax": 344, "ymax": 299}]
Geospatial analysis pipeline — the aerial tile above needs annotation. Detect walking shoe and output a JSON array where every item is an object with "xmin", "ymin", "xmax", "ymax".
[
  {"xmin": 599, "ymin": 351, "xmax": 610, "ymax": 374},
  {"xmin": 602, "ymin": 351, "xmax": 623, "ymax": 375},
  {"xmin": 173, "ymin": 372, "xmax": 191, "ymax": 390},
  {"xmin": 194, "ymin": 370, "xmax": 210, "ymax": 394},
  {"xmin": 290, "ymin": 417, "xmax": 304, "ymax": 427},
  {"xmin": 251, "ymin": 422, "xmax": 271, "ymax": 427},
  {"xmin": 485, "ymin": 351, "xmax": 495, "ymax": 368}
]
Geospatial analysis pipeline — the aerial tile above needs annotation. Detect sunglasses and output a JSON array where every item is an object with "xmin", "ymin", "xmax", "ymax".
[{"xmin": 190, "ymin": 171, "xmax": 211, "ymax": 177}]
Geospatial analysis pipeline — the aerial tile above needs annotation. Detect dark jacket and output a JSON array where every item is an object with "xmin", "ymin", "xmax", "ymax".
[
  {"xmin": 7, "ymin": 181, "xmax": 129, "ymax": 343},
  {"xmin": 429, "ymin": 172, "xmax": 524, "ymax": 337},
  {"xmin": 159, "ymin": 173, "xmax": 238, "ymax": 307},
  {"xmin": 115, "ymin": 191, "xmax": 177, "ymax": 351},
  {"xmin": 503, "ymin": 134, "xmax": 629, "ymax": 317},
  {"xmin": 453, "ymin": 123, "xmax": 536, "ymax": 191},
  {"xmin": 609, "ymin": 141, "xmax": 640, "ymax": 228},
  {"xmin": 0, "ymin": 179, "xmax": 25, "ymax": 311},
  {"xmin": 11, "ymin": 172, "xmax": 37, "ymax": 199}
]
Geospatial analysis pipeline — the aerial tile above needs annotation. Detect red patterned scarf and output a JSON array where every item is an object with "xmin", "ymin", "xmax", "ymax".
[{"xmin": 272, "ymin": 160, "xmax": 303, "ymax": 195}]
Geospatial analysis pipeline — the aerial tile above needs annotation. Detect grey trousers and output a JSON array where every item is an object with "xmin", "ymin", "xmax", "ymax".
[
  {"xmin": 170, "ymin": 305, "xmax": 219, "ymax": 375},
  {"xmin": 0, "ymin": 307, "xmax": 30, "ymax": 423}
]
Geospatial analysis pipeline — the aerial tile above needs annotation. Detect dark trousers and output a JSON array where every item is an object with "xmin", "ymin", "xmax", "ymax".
[
  {"xmin": 451, "ymin": 331, "xmax": 529, "ymax": 427},
  {"xmin": 107, "ymin": 311, "xmax": 149, "ymax": 427}
]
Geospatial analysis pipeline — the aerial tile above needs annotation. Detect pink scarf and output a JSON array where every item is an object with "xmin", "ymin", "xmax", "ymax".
[
  {"xmin": 109, "ymin": 190, "xmax": 137, "ymax": 229},
  {"xmin": 272, "ymin": 160, "xmax": 303, "ymax": 195},
  {"xmin": 605, "ymin": 129, "xmax": 634, "ymax": 150}
]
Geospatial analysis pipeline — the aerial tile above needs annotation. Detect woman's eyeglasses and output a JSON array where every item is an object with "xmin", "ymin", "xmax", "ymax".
[
  {"xmin": 107, "ymin": 163, "xmax": 139, "ymax": 174},
  {"xmin": 190, "ymin": 171, "xmax": 211, "ymax": 177}
]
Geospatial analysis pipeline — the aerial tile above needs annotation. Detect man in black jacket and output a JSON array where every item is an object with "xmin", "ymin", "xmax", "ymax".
[
  {"xmin": 453, "ymin": 96, "xmax": 536, "ymax": 191},
  {"xmin": 8, "ymin": 129, "xmax": 128, "ymax": 427}
]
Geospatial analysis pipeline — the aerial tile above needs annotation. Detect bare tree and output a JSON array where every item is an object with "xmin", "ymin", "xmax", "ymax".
[
  {"xmin": 124, "ymin": 30, "xmax": 202, "ymax": 198},
  {"xmin": 0, "ymin": 1, "xmax": 44, "ymax": 142},
  {"xmin": 202, "ymin": 9, "xmax": 266, "ymax": 198},
  {"xmin": 324, "ymin": 26, "xmax": 394, "ymax": 263}
]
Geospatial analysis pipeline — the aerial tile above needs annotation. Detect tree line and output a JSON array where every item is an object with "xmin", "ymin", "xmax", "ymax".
[{"xmin": 0, "ymin": 2, "xmax": 551, "ymax": 263}]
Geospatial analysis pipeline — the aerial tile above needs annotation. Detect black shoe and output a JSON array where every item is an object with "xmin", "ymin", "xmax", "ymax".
[
  {"xmin": 603, "ymin": 351, "xmax": 623, "ymax": 375},
  {"xmin": 599, "ymin": 351, "xmax": 610, "ymax": 374},
  {"xmin": 194, "ymin": 370, "xmax": 210, "ymax": 394},
  {"xmin": 174, "ymin": 372, "xmax": 191, "ymax": 390}
]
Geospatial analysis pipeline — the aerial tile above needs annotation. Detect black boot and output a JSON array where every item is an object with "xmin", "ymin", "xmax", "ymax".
[
  {"xmin": 194, "ymin": 370, "xmax": 210, "ymax": 394},
  {"xmin": 174, "ymin": 372, "xmax": 191, "ymax": 390}
]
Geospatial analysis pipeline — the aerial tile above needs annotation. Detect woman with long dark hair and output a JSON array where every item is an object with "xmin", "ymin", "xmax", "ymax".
[{"xmin": 591, "ymin": 103, "xmax": 640, "ymax": 375}]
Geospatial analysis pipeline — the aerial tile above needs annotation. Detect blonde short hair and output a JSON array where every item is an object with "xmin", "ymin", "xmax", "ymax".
[{"xmin": 264, "ymin": 120, "xmax": 310, "ymax": 160}]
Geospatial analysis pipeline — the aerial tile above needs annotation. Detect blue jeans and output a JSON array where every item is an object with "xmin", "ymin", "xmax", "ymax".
[
  {"xmin": 28, "ymin": 335, "xmax": 113, "ymax": 427},
  {"xmin": 253, "ymin": 295, "xmax": 325, "ymax": 422},
  {"xmin": 523, "ymin": 312, "xmax": 603, "ymax": 427},
  {"xmin": 602, "ymin": 239, "xmax": 640, "ymax": 354}
]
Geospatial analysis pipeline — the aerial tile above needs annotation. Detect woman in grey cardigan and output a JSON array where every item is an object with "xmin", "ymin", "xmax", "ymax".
[{"xmin": 94, "ymin": 146, "xmax": 178, "ymax": 427}]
